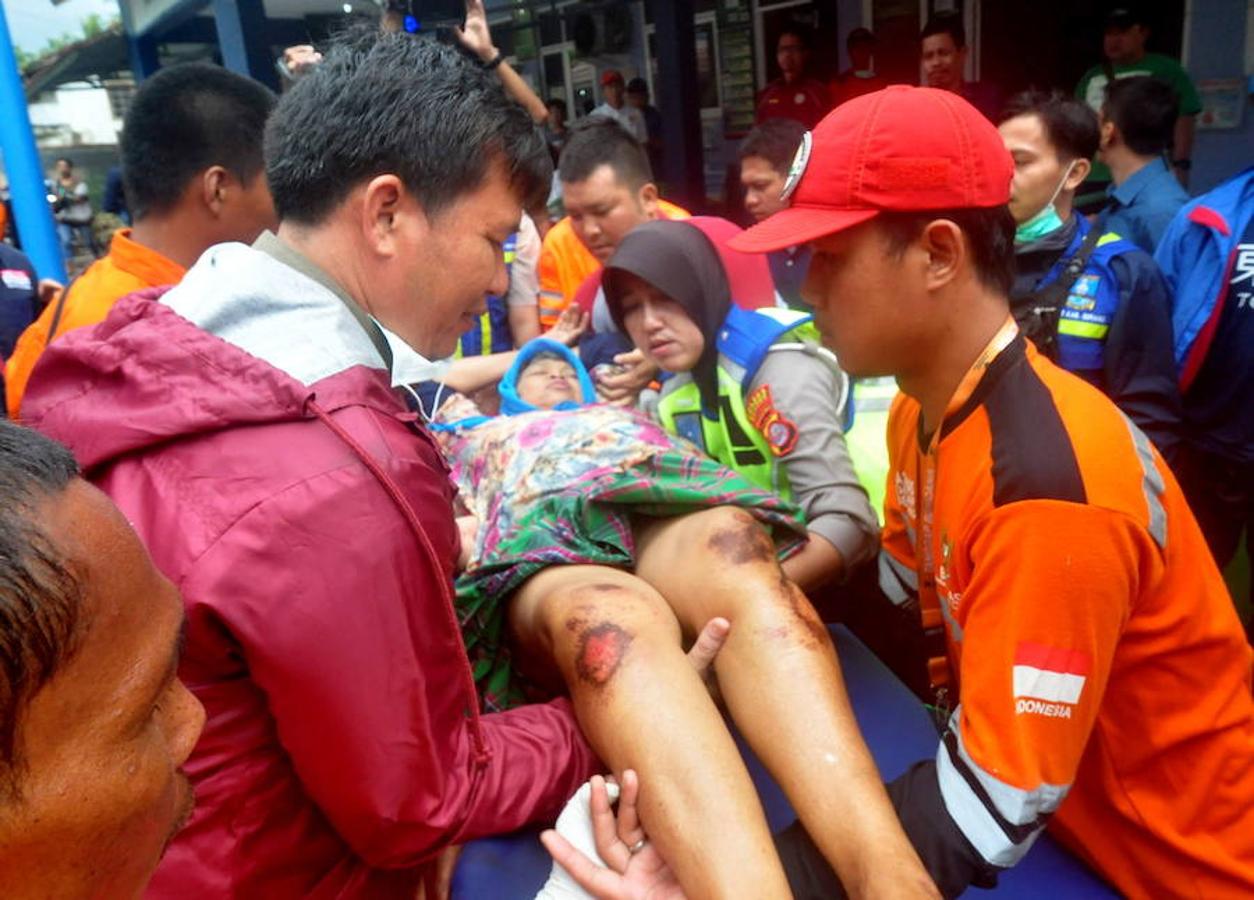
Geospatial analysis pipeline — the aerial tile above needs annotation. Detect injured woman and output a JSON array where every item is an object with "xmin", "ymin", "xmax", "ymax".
[{"xmin": 417, "ymin": 339, "xmax": 929, "ymax": 898}]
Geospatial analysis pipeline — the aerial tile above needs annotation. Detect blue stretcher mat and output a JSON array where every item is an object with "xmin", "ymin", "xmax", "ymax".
[{"xmin": 452, "ymin": 625, "xmax": 1117, "ymax": 898}]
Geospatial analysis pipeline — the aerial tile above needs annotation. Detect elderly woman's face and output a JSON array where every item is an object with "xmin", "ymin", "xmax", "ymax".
[
  {"xmin": 615, "ymin": 272, "xmax": 705, "ymax": 373},
  {"xmin": 516, "ymin": 356, "xmax": 581, "ymax": 409}
]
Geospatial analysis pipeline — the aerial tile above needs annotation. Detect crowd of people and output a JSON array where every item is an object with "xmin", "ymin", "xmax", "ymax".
[{"xmin": 0, "ymin": 0, "xmax": 1251, "ymax": 898}]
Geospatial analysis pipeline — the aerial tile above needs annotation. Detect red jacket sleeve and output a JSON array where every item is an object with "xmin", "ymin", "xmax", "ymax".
[{"xmin": 180, "ymin": 457, "xmax": 600, "ymax": 869}]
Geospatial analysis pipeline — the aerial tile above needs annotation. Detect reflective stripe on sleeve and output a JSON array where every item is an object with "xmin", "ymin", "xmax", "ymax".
[
  {"xmin": 878, "ymin": 549, "xmax": 917, "ymax": 607},
  {"xmin": 935, "ymin": 707, "xmax": 1067, "ymax": 867},
  {"xmin": 1057, "ymin": 319, "xmax": 1109, "ymax": 340},
  {"xmin": 1118, "ymin": 413, "xmax": 1168, "ymax": 551}
]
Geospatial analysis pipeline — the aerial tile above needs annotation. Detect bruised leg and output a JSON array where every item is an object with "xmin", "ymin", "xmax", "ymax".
[
  {"xmin": 509, "ymin": 565, "xmax": 791, "ymax": 899},
  {"xmin": 633, "ymin": 508, "xmax": 932, "ymax": 897}
]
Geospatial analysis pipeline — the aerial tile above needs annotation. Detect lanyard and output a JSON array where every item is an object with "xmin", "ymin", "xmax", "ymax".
[{"xmin": 913, "ymin": 317, "xmax": 1019, "ymax": 694}]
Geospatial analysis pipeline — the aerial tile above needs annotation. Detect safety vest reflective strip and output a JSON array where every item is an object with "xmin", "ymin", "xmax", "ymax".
[
  {"xmin": 656, "ymin": 362, "xmax": 793, "ymax": 500},
  {"xmin": 844, "ymin": 376, "xmax": 897, "ymax": 523},
  {"xmin": 455, "ymin": 242, "xmax": 518, "ymax": 358},
  {"xmin": 1057, "ymin": 319, "xmax": 1110, "ymax": 339}
]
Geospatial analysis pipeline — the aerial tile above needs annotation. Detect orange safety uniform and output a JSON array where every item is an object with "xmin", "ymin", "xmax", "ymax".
[
  {"xmin": 536, "ymin": 199, "xmax": 688, "ymax": 328},
  {"xmin": 878, "ymin": 319, "xmax": 1254, "ymax": 898},
  {"xmin": 6, "ymin": 229, "xmax": 184, "ymax": 417}
]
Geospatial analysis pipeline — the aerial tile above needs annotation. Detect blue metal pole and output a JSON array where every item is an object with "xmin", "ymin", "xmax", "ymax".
[{"xmin": 0, "ymin": 0, "xmax": 65, "ymax": 281}]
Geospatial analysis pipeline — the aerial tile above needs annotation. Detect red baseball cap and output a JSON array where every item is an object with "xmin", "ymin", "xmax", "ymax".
[
  {"xmin": 730, "ymin": 86, "xmax": 1013, "ymax": 253},
  {"xmin": 600, "ymin": 69, "xmax": 625, "ymax": 87}
]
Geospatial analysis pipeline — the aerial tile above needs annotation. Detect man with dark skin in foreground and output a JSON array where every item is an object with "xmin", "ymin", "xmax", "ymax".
[{"xmin": 0, "ymin": 422, "xmax": 206, "ymax": 899}]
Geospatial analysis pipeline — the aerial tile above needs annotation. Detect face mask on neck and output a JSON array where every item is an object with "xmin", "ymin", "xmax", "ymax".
[{"xmin": 1014, "ymin": 160, "xmax": 1077, "ymax": 245}]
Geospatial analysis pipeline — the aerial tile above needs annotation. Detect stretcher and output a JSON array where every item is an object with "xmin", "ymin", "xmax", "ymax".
[{"xmin": 453, "ymin": 625, "xmax": 1118, "ymax": 898}]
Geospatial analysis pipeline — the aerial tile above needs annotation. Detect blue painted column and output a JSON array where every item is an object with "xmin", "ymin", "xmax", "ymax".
[
  {"xmin": 127, "ymin": 32, "xmax": 161, "ymax": 82},
  {"xmin": 0, "ymin": 0, "xmax": 65, "ymax": 280},
  {"xmin": 212, "ymin": 0, "xmax": 279, "ymax": 91}
]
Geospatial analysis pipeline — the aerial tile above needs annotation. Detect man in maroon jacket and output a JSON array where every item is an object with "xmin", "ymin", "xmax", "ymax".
[{"xmin": 23, "ymin": 31, "xmax": 602, "ymax": 897}]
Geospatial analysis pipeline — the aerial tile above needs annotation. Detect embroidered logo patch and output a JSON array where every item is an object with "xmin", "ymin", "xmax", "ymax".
[
  {"xmin": 1064, "ymin": 273, "xmax": 1100, "ymax": 312},
  {"xmin": 1013, "ymin": 642, "xmax": 1090, "ymax": 719},
  {"xmin": 745, "ymin": 385, "xmax": 799, "ymax": 456},
  {"xmin": 779, "ymin": 131, "xmax": 812, "ymax": 202}
]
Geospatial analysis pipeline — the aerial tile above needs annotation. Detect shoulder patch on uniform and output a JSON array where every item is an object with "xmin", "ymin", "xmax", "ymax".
[
  {"xmin": 746, "ymin": 384, "xmax": 799, "ymax": 457},
  {"xmin": 1064, "ymin": 273, "xmax": 1100, "ymax": 311}
]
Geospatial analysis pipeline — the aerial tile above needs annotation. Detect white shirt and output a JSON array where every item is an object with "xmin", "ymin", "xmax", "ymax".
[{"xmin": 590, "ymin": 102, "xmax": 647, "ymax": 144}]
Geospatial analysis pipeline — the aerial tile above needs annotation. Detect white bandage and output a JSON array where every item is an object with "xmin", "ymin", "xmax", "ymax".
[{"xmin": 535, "ymin": 779, "xmax": 621, "ymax": 899}]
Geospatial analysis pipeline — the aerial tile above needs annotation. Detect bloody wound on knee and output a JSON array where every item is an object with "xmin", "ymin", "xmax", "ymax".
[{"xmin": 574, "ymin": 622, "xmax": 634, "ymax": 687}]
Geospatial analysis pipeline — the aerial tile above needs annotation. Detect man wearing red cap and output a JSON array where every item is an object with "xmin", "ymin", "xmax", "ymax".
[
  {"xmin": 545, "ymin": 84, "xmax": 1254, "ymax": 900},
  {"xmin": 592, "ymin": 69, "xmax": 647, "ymax": 144}
]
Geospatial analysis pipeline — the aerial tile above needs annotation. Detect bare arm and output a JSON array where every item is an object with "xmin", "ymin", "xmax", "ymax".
[
  {"xmin": 508, "ymin": 305, "xmax": 541, "ymax": 346},
  {"xmin": 456, "ymin": 0, "xmax": 549, "ymax": 124},
  {"xmin": 1172, "ymin": 115, "xmax": 1195, "ymax": 188},
  {"xmin": 780, "ymin": 532, "xmax": 846, "ymax": 594}
]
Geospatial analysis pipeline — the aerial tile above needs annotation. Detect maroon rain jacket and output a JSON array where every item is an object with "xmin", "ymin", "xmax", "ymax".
[{"xmin": 24, "ymin": 251, "xmax": 599, "ymax": 897}]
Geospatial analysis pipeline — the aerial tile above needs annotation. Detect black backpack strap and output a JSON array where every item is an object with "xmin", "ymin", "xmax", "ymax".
[
  {"xmin": 45, "ymin": 273, "xmax": 82, "ymax": 343},
  {"xmin": 1014, "ymin": 225, "xmax": 1104, "ymax": 360}
]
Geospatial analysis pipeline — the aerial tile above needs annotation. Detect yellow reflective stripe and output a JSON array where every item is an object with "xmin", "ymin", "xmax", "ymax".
[
  {"xmin": 1057, "ymin": 319, "xmax": 1109, "ymax": 339},
  {"xmin": 1096, "ymin": 232, "xmax": 1122, "ymax": 247},
  {"xmin": 478, "ymin": 312, "xmax": 491, "ymax": 355}
]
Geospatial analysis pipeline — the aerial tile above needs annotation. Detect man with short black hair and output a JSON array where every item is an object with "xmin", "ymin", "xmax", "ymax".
[
  {"xmin": 537, "ymin": 118, "xmax": 688, "ymax": 330},
  {"xmin": 625, "ymin": 77, "xmax": 664, "ymax": 177},
  {"xmin": 738, "ymin": 118, "xmax": 810, "ymax": 308},
  {"xmin": 1076, "ymin": 5, "xmax": 1200, "ymax": 191},
  {"xmin": 725, "ymin": 84, "xmax": 1254, "ymax": 899},
  {"xmin": 832, "ymin": 28, "xmax": 886, "ymax": 106},
  {"xmin": 25, "ymin": 30, "xmax": 600, "ymax": 896},
  {"xmin": 0, "ymin": 420, "xmax": 205, "ymax": 898},
  {"xmin": 999, "ymin": 90, "xmax": 1180, "ymax": 457},
  {"xmin": 919, "ymin": 12, "xmax": 1000, "ymax": 120},
  {"xmin": 6, "ymin": 62, "xmax": 277, "ymax": 417},
  {"xmin": 756, "ymin": 25, "xmax": 830, "ymax": 128},
  {"xmin": 1097, "ymin": 75, "xmax": 1190, "ymax": 254}
]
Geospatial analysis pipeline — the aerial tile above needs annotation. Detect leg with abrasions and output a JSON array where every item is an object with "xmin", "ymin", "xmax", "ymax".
[
  {"xmin": 632, "ymin": 507, "xmax": 936, "ymax": 898},
  {"xmin": 509, "ymin": 564, "xmax": 792, "ymax": 899}
]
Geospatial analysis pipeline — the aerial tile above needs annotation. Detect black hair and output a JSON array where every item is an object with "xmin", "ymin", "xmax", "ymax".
[
  {"xmin": 921, "ymin": 12, "xmax": 966, "ymax": 48},
  {"xmin": 558, "ymin": 117, "xmax": 653, "ymax": 189},
  {"xmin": 266, "ymin": 27, "xmax": 552, "ymax": 224},
  {"xmin": 54, "ymin": 157, "xmax": 72, "ymax": 168},
  {"xmin": 1000, "ymin": 90, "xmax": 1100, "ymax": 163},
  {"xmin": 1102, "ymin": 76, "xmax": 1178, "ymax": 157},
  {"xmin": 847, "ymin": 27, "xmax": 876, "ymax": 49},
  {"xmin": 880, "ymin": 206, "xmax": 1017, "ymax": 296},
  {"xmin": 547, "ymin": 97, "xmax": 568, "ymax": 114},
  {"xmin": 776, "ymin": 25, "xmax": 812, "ymax": 50},
  {"xmin": 0, "ymin": 422, "xmax": 83, "ymax": 799},
  {"xmin": 738, "ymin": 119, "xmax": 808, "ymax": 176},
  {"xmin": 120, "ymin": 63, "xmax": 275, "ymax": 220}
]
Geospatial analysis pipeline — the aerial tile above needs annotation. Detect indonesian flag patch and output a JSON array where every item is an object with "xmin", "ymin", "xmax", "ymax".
[
  {"xmin": 745, "ymin": 385, "xmax": 798, "ymax": 457},
  {"xmin": 1013, "ymin": 642, "xmax": 1090, "ymax": 718}
]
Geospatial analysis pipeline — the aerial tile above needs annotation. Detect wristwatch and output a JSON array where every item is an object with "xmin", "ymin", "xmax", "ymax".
[{"xmin": 482, "ymin": 51, "xmax": 505, "ymax": 70}]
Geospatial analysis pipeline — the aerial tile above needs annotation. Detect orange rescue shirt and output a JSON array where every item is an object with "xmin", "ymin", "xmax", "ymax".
[
  {"xmin": 6, "ymin": 229, "xmax": 184, "ymax": 417},
  {"xmin": 880, "ymin": 320, "xmax": 1254, "ymax": 898},
  {"xmin": 537, "ymin": 199, "xmax": 689, "ymax": 327}
]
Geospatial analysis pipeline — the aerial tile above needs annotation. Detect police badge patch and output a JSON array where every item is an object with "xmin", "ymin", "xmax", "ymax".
[{"xmin": 745, "ymin": 385, "xmax": 799, "ymax": 456}]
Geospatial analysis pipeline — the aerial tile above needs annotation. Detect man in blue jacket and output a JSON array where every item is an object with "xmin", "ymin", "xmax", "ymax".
[
  {"xmin": 1155, "ymin": 166, "xmax": 1254, "ymax": 637},
  {"xmin": 999, "ymin": 90, "xmax": 1181, "ymax": 458}
]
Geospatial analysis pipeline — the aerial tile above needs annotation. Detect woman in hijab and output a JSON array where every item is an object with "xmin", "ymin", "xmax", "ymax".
[
  {"xmin": 603, "ymin": 219, "xmax": 878, "ymax": 593},
  {"xmin": 425, "ymin": 336, "xmax": 915, "ymax": 897}
]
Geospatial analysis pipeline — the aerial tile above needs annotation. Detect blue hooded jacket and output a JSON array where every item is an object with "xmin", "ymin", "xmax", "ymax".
[
  {"xmin": 496, "ymin": 338, "xmax": 597, "ymax": 416},
  {"xmin": 1154, "ymin": 166, "xmax": 1254, "ymax": 391}
]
